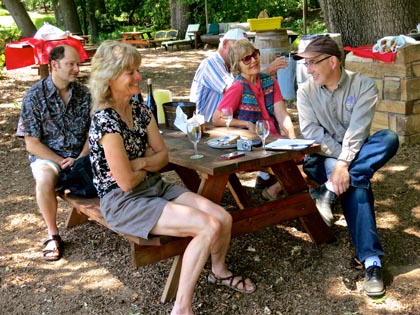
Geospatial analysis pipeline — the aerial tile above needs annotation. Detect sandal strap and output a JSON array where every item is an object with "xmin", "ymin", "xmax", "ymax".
[
  {"xmin": 43, "ymin": 234, "xmax": 63, "ymax": 246},
  {"xmin": 210, "ymin": 272, "xmax": 248, "ymax": 291}
]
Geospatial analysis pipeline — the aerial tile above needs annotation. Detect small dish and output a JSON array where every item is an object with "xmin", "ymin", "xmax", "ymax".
[{"xmin": 207, "ymin": 136, "xmax": 238, "ymax": 149}]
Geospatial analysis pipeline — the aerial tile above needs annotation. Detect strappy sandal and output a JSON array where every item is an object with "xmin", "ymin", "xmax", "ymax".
[
  {"xmin": 42, "ymin": 235, "xmax": 64, "ymax": 261},
  {"xmin": 207, "ymin": 271, "xmax": 256, "ymax": 294}
]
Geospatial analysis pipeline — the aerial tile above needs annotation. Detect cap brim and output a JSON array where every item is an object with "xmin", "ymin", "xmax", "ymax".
[{"xmin": 293, "ymin": 51, "xmax": 322, "ymax": 60}]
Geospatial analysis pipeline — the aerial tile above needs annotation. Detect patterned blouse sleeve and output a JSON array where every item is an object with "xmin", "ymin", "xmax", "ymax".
[{"xmin": 91, "ymin": 109, "xmax": 122, "ymax": 141}]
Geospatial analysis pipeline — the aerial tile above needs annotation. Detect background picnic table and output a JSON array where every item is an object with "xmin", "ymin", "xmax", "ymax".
[{"xmin": 1, "ymin": 47, "xmax": 419, "ymax": 315}]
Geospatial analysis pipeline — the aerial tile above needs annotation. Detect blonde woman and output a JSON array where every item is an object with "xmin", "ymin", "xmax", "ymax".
[{"xmin": 88, "ymin": 41, "xmax": 255, "ymax": 315}]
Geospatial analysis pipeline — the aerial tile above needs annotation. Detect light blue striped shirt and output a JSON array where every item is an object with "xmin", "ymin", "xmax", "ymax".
[{"xmin": 190, "ymin": 52, "xmax": 233, "ymax": 122}]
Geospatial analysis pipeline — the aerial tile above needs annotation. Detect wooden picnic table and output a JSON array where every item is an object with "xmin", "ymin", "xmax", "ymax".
[
  {"xmin": 158, "ymin": 125, "xmax": 335, "ymax": 300},
  {"xmin": 122, "ymin": 31, "xmax": 153, "ymax": 47},
  {"xmin": 164, "ymin": 126, "xmax": 334, "ymax": 243}
]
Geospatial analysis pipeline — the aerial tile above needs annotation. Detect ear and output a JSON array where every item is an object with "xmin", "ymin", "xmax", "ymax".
[
  {"xmin": 331, "ymin": 56, "xmax": 341, "ymax": 69},
  {"xmin": 50, "ymin": 59, "xmax": 58, "ymax": 71}
]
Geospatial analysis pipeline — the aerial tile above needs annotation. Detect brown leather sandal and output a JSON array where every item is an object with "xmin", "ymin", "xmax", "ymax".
[
  {"xmin": 42, "ymin": 235, "xmax": 64, "ymax": 261},
  {"xmin": 207, "ymin": 271, "xmax": 256, "ymax": 294}
]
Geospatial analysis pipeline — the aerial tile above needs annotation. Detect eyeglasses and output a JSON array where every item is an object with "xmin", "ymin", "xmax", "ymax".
[
  {"xmin": 304, "ymin": 55, "xmax": 332, "ymax": 67},
  {"xmin": 241, "ymin": 49, "xmax": 260, "ymax": 65}
]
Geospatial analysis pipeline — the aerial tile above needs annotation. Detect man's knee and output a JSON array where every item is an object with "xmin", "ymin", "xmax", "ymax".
[{"xmin": 303, "ymin": 154, "xmax": 328, "ymax": 184}]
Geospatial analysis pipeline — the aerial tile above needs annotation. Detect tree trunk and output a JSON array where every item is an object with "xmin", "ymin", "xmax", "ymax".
[
  {"xmin": 52, "ymin": 0, "xmax": 65, "ymax": 29},
  {"xmin": 89, "ymin": 0, "xmax": 99, "ymax": 43},
  {"xmin": 318, "ymin": 0, "xmax": 420, "ymax": 47},
  {"xmin": 170, "ymin": 0, "xmax": 191, "ymax": 37},
  {"xmin": 58, "ymin": 0, "xmax": 82, "ymax": 34},
  {"xmin": 3, "ymin": 0, "xmax": 37, "ymax": 38}
]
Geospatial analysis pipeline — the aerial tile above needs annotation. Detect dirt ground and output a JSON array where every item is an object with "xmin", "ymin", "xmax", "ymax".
[{"xmin": 0, "ymin": 47, "xmax": 419, "ymax": 315}]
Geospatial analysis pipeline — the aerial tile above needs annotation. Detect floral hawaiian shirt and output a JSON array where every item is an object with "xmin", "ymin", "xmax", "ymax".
[{"xmin": 16, "ymin": 76, "xmax": 91, "ymax": 161}]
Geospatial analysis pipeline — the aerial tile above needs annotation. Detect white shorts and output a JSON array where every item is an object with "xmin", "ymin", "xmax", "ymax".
[{"xmin": 30, "ymin": 158, "xmax": 61, "ymax": 177}]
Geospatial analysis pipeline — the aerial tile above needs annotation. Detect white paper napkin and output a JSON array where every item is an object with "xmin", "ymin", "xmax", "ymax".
[{"xmin": 174, "ymin": 106, "xmax": 205, "ymax": 133}]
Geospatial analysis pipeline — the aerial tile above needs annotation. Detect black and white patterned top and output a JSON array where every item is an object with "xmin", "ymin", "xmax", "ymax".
[
  {"xmin": 16, "ymin": 76, "xmax": 91, "ymax": 161},
  {"xmin": 89, "ymin": 99, "xmax": 152, "ymax": 197}
]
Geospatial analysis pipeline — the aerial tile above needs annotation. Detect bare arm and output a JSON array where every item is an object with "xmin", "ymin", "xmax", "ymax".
[
  {"xmin": 102, "ymin": 116, "xmax": 168, "ymax": 192},
  {"xmin": 212, "ymin": 109, "xmax": 255, "ymax": 131},
  {"xmin": 273, "ymin": 101, "xmax": 296, "ymax": 139},
  {"xmin": 261, "ymin": 56, "xmax": 288, "ymax": 76},
  {"xmin": 24, "ymin": 136, "xmax": 74, "ymax": 169},
  {"xmin": 129, "ymin": 116, "xmax": 169, "ymax": 173}
]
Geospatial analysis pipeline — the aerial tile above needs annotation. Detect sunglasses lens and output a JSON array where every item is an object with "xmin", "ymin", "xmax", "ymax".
[
  {"xmin": 242, "ymin": 55, "xmax": 252, "ymax": 64},
  {"xmin": 241, "ymin": 50, "xmax": 259, "ymax": 65}
]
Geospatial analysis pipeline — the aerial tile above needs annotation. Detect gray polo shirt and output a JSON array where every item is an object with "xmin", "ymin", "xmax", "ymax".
[{"xmin": 297, "ymin": 68, "xmax": 377, "ymax": 163}]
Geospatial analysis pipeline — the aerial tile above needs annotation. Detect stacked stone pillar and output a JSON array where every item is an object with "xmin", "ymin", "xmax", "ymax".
[{"xmin": 345, "ymin": 43, "xmax": 420, "ymax": 144}]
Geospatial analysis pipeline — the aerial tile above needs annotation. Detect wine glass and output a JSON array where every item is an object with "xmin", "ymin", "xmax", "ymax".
[
  {"xmin": 221, "ymin": 108, "xmax": 233, "ymax": 136},
  {"xmin": 255, "ymin": 120, "xmax": 270, "ymax": 155},
  {"xmin": 186, "ymin": 122, "xmax": 204, "ymax": 159}
]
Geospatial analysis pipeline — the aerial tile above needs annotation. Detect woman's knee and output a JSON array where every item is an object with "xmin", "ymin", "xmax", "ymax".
[{"xmin": 204, "ymin": 216, "xmax": 224, "ymax": 244}]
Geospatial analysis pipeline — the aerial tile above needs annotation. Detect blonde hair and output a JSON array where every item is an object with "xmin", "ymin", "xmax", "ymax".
[
  {"xmin": 228, "ymin": 39, "xmax": 258, "ymax": 77},
  {"xmin": 89, "ymin": 40, "xmax": 142, "ymax": 112}
]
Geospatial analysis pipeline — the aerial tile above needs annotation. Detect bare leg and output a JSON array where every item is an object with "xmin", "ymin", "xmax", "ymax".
[
  {"xmin": 265, "ymin": 181, "xmax": 283, "ymax": 199},
  {"xmin": 152, "ymin": 192, "xmax": 254, "ymax": 314},
  {"xmin": 32, "ymin": 164, "xmax": 60, "ymax": 257}
]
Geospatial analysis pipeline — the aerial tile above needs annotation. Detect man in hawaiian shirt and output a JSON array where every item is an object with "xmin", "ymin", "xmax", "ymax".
[{"xmin": 16, "ymin": 45, "xmax": 91, "ymax": 261}]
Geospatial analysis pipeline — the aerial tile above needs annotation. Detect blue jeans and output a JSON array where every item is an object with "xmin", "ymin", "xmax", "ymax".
[{"xmin": 303, "ymin": 130, "xmax": 399, "ymax": 263}]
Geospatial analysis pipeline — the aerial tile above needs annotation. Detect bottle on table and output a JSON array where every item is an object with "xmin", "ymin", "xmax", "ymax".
[{"xmin": 146, "ymin": 78, "xmax": 158, "ymax": 123}]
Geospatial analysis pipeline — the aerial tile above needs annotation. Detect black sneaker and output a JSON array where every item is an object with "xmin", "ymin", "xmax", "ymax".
[
  {"xmin": 255, "ymin": 174, "xmax": 277, "ymax": 189},
  {"xmin": 363, "ymin": 265, "xmax": 385, "ymax": 297}
]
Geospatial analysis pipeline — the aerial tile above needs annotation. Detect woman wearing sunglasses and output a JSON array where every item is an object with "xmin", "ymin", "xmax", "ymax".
[{"xmin": 212, "ymin": 39, "xmax": 296, "ymax": 200}]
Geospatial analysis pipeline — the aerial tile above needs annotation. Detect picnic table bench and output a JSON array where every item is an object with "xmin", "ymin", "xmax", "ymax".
[{"xmin": 60, "ymin": 188, "xmax": 190, "ymax": 303}]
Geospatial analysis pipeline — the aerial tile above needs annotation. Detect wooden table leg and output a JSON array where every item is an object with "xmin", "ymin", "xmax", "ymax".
[
  {"xmin": 227, "ymin": 173, "xmax": 252, "ymax": 209},
  {"xmin": 198, "ymin": 173, "xmax": 230, "ymax": 203},
  {"xmin": 271, "ymin": 160, "xmax": 335, "ymax": 244},
  {"xmin": 65, "ymin": 206, "xmax": 89, "ymax": 228},
  {"xmin": 161, "ymin": 255, "xmax": 183, "ymax": 303}
]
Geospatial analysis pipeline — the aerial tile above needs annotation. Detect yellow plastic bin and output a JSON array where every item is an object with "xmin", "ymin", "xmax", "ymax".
[{"xmin": 153, "ymin": 89, "xmax": 172, "ymax": 124}]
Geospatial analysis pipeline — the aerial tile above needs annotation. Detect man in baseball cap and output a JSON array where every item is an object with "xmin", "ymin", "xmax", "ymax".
[
  {"xmin": 293, "ymin": 35, "xmax": 342, "ymax": 61},
  {"xmin": 220, "ymin": 28, "xmax": 248, "ymax": 42},
  {"xmin": 295, "ymin": 34, "xmax": 399, "ymax": 298}
]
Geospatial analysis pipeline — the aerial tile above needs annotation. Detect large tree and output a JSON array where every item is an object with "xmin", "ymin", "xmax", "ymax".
[
  {"xmin": 170, "ymin": 0, "xmax": 192, "ymax": 38},
  {"xmin": 58, "ymin": 0, "xmax": 82, "ymax": 34},
  {"xmin": 318, "ymin": 0, "xmax": 420, "ymax": 47},
  {"xmin": 3, "ymin": 0, "xmax": 37, "ymax": 37}
]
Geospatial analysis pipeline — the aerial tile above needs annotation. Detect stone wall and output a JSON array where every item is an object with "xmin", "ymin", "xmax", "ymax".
[{"xmin": 345, "ymin": 43, "xmax": 420, "ymax": 144}]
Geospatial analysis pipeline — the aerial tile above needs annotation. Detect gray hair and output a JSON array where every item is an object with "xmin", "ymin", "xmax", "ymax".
[
  {"xmin": 89, "ymin": 40, "xmax": 142, "ymax": 111},
  {"xmin": 228, "ymin": 39, "xmax": 257, "ymax": 77}
]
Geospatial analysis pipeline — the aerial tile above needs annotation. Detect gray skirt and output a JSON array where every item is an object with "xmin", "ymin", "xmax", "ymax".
[{"xmin": 100, "ymin": 173, "xmax": 189, "ymax": 239}]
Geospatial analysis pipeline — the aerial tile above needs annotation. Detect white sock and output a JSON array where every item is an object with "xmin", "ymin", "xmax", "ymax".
[
  {"xmin": 325, "ymin": 181, "xmax": 335, "ymax": 193},
  {"xmin": 364, "ymin": 256, "xmax": 382, "ymax": 269},
  {"xmin": 258, "ymin": 171, "xmax": 270, "ymax": 180}
]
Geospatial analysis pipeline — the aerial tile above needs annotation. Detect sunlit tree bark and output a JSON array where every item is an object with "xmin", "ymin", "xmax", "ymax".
[
  {"xmin": 318, "ymin": 0, "xmax": 420, "ymax": 46},
  {"xmin": 3, "ymin": 0, "xmax": 37, "ymax": 37}
]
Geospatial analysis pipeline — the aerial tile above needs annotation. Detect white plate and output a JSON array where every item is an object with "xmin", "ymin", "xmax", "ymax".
[
  {"xmin": 207, "ymin": 136, "xmax": 262, "ymax": 149},
  {"xmin": 265, "ymin": 139, "xmax": 315, "ymax": 150},
  {"xmin": 207, "ymin": 136, "xmax": 238, "ymax": 149}
]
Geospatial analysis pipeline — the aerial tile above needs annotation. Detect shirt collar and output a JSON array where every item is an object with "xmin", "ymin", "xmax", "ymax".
[
  {"xmin": 320, "ymin": 66, "xmax": 347, "ymax": 92},
  {"xmin": 45, "ymin": 75, "xmax": 73, "ymax": 99}
]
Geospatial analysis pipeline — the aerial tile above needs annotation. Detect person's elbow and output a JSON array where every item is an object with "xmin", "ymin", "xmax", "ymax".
[{"xmin": 212, "ymin": 111, "xmax": 223, "ymax": 126}]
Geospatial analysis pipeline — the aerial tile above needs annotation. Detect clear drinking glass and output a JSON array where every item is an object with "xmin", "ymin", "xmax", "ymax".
[
  {"xmin": 221, "ymin": 108, "xmax": 233, "ymax": 136},
  {"xmin": 255, "ymin": 120, "xmax": 270, "ymax": 155},
  {"xmin": 186, "ymin": 122, "xmax": 204, "ymax": 159}
]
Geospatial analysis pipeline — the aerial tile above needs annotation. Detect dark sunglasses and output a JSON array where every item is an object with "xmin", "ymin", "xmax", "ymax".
[{"xmin": 241, "ymin": 49, "xmax": 260, "ymax": 65}]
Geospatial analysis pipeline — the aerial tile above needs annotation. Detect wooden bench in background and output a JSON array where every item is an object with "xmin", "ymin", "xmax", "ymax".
[
  {"xmin": 59, "ymin": 192, "xmax": 191, "ymax": 303},
  {"xmin": 148, "ymin": 29, "xmax": 178, "ymax": 49}
]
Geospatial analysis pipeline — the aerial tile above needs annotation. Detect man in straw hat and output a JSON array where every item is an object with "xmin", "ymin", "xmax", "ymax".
[{"xmin": 293, "ymin": 35, "xmax": 399, "ymax": 297}]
